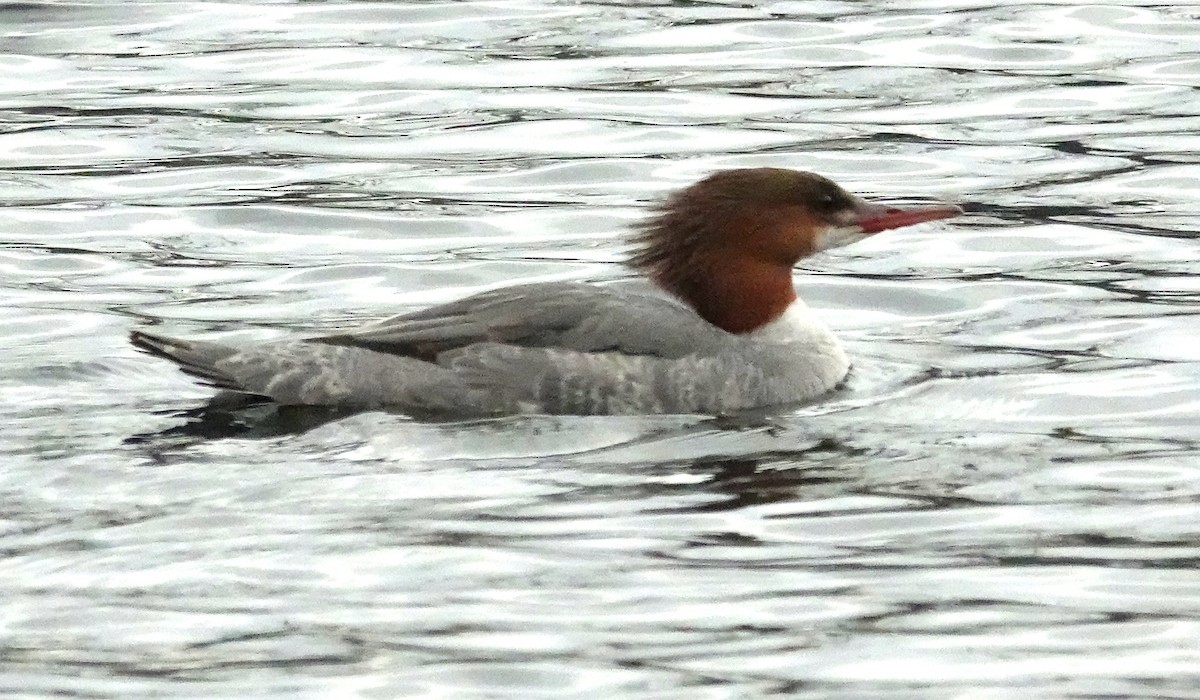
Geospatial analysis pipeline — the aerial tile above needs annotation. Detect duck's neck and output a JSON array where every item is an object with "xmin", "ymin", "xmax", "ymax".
[{"xmin": 668, "ymin": 257, "xmax": 798, "ymax": 334}]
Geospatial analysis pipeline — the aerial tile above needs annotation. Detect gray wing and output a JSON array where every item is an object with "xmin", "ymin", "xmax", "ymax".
[{"xmin": 316, "ymin": 281, "xmax": 733, "ymax": 360}]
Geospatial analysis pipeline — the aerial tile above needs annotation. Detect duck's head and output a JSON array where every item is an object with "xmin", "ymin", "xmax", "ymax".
[{"xmin": 629, "ymin": 168, "xmax": 962, "ymax": 333}]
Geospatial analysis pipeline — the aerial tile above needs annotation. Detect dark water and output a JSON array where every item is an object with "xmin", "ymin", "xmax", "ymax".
[{"xmin": 3, "ymin": 1, "xmax": 1200, "ymax": 697}]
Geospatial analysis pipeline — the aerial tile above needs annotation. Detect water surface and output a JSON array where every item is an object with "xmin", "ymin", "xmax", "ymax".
[{"xmin": 3, "ymin": 1, "xmax": 1200, "ymax": 697}]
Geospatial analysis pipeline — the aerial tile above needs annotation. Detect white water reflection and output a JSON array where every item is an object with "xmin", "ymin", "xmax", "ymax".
[{"xmin": 2, "ymin": 0, "xmax": 1200, "ymax": 698}]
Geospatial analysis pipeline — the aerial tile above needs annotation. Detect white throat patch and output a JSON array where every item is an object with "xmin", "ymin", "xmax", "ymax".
[{"xmin": 814, "ymin": 225, "xmax": 870, "ymax": 252}]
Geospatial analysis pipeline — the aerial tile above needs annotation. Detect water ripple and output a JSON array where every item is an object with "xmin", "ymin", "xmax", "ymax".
[{"xmin": 3, "ymin": 0, "xmax": 1200, "ymax": 698}]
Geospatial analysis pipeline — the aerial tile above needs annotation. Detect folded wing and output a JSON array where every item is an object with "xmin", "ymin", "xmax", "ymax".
[{"xmin": 316, "ymin": 281, "xmax": 732, "ymax": 360}]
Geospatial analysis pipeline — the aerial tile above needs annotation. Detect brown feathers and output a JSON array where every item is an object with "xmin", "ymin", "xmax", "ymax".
[{"xmin": 626, "ymin": 168, "xmax": 852, "ymax": 333}]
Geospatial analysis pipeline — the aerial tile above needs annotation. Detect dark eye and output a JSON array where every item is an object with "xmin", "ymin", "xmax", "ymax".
[{"xmin": 815, "ymin": 186, "xmax": 848, "ymax": 212}]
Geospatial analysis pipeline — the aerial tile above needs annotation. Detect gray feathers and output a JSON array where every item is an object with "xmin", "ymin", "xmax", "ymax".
[
  {"xmin": 133, "ymin": 331, "xmax": 480, "ymax": 413},
  {"xmin": 131, "ymin": 282, "xmax": 848, "ymax": 416},
  {"xmin": 320, "ymin": 282, "xmax": 730, "ymax": 359}
]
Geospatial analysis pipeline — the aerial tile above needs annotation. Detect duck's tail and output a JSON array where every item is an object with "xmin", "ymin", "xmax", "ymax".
[{"xmin": 129, "ymin": 330, "xmax": 242, "ymax": 390}]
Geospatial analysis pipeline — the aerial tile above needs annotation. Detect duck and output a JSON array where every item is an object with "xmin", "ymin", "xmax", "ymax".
[{"xmin": 131, "ymin": 168, "xmax": 961, "ymax": 416}]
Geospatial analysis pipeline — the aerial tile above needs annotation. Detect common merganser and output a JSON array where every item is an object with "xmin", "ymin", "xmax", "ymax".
[{"xmin": 131, "ymin": 168, "xmax": 961, "ymax": 416}]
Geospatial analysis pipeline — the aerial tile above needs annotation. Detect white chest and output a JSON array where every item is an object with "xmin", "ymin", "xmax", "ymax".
[{"xmin": 746, "ymin": 300, "xmax": 837, "ymax": 345}]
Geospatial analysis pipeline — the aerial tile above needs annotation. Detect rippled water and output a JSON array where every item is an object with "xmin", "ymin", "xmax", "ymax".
[{"xmin": 3, "ymin": 1, "xmax": 1200, "ymax": 697}]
